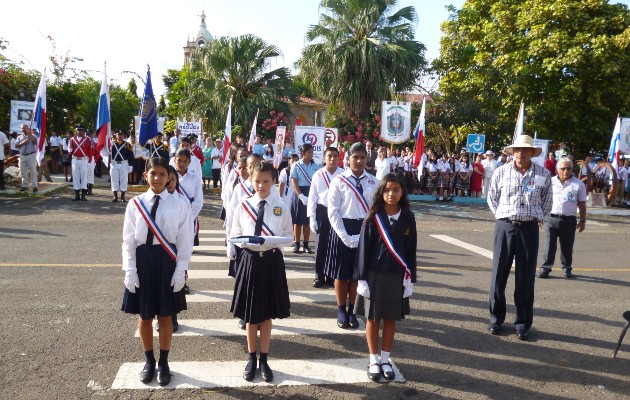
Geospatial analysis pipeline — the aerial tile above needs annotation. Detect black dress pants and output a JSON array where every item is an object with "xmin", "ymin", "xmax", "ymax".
[{"xmin": 542, "ymin": 215, "xmax": 577, "ymax": 270}]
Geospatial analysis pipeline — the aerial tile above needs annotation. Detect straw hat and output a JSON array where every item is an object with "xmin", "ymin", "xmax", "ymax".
[{"xmin": 504, "ymin": 135, "xmax": 542, "ymax": 157}]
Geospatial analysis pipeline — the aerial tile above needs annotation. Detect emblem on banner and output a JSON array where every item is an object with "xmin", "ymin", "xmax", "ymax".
[
  {"xmin": 387, "ymin": 109, "xmax": 405, "ymax": 135},
  {"xmin": 302, "ymin": 132, "xmax": 318, "ymax": 145},
  {"xmin": 273, "ymin": 206, "xmax": 283, "ymax": 216}
]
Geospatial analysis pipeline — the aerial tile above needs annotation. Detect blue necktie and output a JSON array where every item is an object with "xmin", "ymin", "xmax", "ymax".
[
  {"xmin": 254, "ymin": 200, "xmax": 266, "ymax": 236},
  {"xmin": 354, "ymin": 176, "xmax": 364, "ymax": 195},
  {"xmin": 146, "ymin": 195, "xmax": 160, "ymax": 245}
]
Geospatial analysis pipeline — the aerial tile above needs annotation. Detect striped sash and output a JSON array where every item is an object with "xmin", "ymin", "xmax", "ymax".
[
  {"xmin": 239, "ymin": 179, "xmax": 254, "ymax": 197},
  {"xmin": 242, "ymin": 200, "xmax": 276, "ymax": 236},
  {"xmin": 133, "ymin": 198, "xmax": 177, "ymax": 261},
  {"xmin": 295, "ymin": 162, "xmax": 313, "ymax": 185},
  {"xmin": 374, "ymin": 212, "xmax": 411, "ymax": 283},
  {"xmin": 338, "ymin": 175, "xmax": 369, "ymax": 213},
  {"xmin": 321, "ymin": 169, "xmax": 332, "ymax": 188}
]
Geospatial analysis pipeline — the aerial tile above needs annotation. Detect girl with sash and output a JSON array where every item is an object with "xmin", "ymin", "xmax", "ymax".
[
  {"xmin": 307, "ymin": 146, "xmax": 343, "ymax": 288},
  {"xmin": 225, "ymin": 156, "xmax": 249, "ymax": 278},
  {"xmin": 324, "ymin": 142, "xmax": 378, "ymax": 330},
  {"xmin": 456, "ymin": 154, "xmax": 472, "ymax": 197},
  {"xmin": 225, "ymin": 153, "xmax": 263, "ymax": 246},
  {"xmin": 436, "ymin": 152, "xmax": 449, "ymax": 202},
  {"xmin": 278, "ymin": 154, "xmax": 298, "ymax": 207},
  {"xmin": 121, "ymin": 157, "xmax": 193, "ymax": 387},
  {"xmin": 229, "ymin": 161, "xmax": 292, "ymax": 383},
  {"xmin": 290, "ymin": 143, "xmax": 319, "ymax": 253},
  {"xmin": 425, "ymin": 153, "xmax": 438, "ymax": 198},
  {"xmin": 354, "ymin": 173, "xmax": 417, "ymax": 382},
  {"xmin": 220, "ymin": 143, "xmax": 245, "ymax": 221}
]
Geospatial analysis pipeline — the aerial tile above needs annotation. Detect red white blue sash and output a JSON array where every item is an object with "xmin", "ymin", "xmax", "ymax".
[
  {"xmin": 295, "ymin": 162, "xmax": 313, "ymax": 185},
  {"xmin": 133, "ymin": 197, "xmax": 177, "ymax": 261},
  {"xmin": 242, "ymin": 200, "xmax": 275, "ymax": 236},
  {"xmin": 239, "ymin": 179, "xmax": 254, "ymax": 197},
  {"xmin": 374, "ymin": 212, "xmax": 411, "ymax": 283},
  {"xmin": 338, "ymin": 175, "xmax": 369, "ymax": 213},
  {"xmin": 177, "ymin": 185, "xmax": 199, "ymax": 235},
  {"xmin": 321, "ymin": 170, "xmax": 332, "ymax": 188}
]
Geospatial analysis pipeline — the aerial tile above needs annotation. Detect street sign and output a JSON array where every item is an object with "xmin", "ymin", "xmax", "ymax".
[{"xmin": 466, "ymin": 134, "xmax": 485, "ymax": 153}]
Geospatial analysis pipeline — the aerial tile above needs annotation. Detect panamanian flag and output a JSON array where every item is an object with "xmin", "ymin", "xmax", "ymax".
[
  {"xmin": 33, "ymin": 70, "xmax": 47, "ymax": 166},
  {"xmin": 222, "ymin": 96, "xmax": 233, "ymax": 161},
  {"xmin": 412, "ymin": 97, "xmax": 425, "ymax": 168},
  {"xmin": 96, "ymin": 63, "xmax": 111, "ymax": 164}
]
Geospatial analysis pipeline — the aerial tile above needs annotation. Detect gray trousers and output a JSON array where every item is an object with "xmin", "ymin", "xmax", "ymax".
[
  {"xmin": 541, "ymin": 215, "xmax": 577, "ymax": 270},
  {"xmin": 489, "ymin": 219, "xmax": 539, "ymax": 330},
  {"xmin": 19, "ymin": 153, "xmax": 38, "ymax": 189}
]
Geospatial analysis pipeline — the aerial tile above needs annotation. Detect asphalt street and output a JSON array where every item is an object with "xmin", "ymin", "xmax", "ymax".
[{"xmin": 0, "ymin": 186, "xmax": 629, "ymax": 399}]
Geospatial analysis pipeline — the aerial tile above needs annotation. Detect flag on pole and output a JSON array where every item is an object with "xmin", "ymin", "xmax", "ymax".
[
  {"xmin": 96, "ymin": 63, "xmax": 111, "ymax": 164},
  {"xmin": 247, "ymin": 109, "xmax": 259, "ymax": 153},
  {"xmin": 222, "ymin": 96, "xmax": 233, "ymax": 161},
  {"xmin": 32, "ymin": 70, "xmax": 47, "ymax": 166},
  {"xmin": 513, "ymin": 101, "xmax": 525, "ymax": 143},
  {"xmin": 412, "ymin": 98, "xmax": 425, "ymax": 168},
  {"xmin": 138, "ymin": 65, "xmax": 158, "ymax": 146},
  {"xmin": 609, "ymin": 116, "xmax": 622, "ymax": 172}
]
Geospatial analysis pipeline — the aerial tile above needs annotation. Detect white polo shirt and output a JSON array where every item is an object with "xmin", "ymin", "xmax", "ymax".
[{"xmin": 550, "ymin": 175, "xmax": 587, "ymax": 216}]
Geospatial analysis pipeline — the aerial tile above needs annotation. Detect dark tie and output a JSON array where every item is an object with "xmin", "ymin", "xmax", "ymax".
[
  {"xmin": 354, "ymin": 176, "xmax": 364, "ymax": 195},
  {"xmin": 146, "ymin": 195, "xmax": 160, "ymax": 245},
  {"xmin": 390, "ymin": 217, "xmax": 397, "ymax": 228},
  {"xmin": 254, "ymin": 200, "xmax": 266, "ymax": 236}
]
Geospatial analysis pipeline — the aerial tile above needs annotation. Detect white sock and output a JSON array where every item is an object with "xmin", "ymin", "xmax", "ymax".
[
  {"xmin": 380, "ymin": 351, "xmax": 392, "ymax": 372},
  {"xmin": 368, "ymin": 354, "xmax": 380, "ymax": 373}
]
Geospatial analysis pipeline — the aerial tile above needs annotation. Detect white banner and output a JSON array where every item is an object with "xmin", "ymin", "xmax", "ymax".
[
  {"xmin": 273, "ymin": 126, "xmax": 286, "ymax": 168},
  {"xmin": 10, "ymin": 100, "xmax": 35, "ymax": 132},
  {"xmin": 380, "ymin": 101, "xmax": 411, "ymax": 144},
  {"xmin": 531, "ymin": 139, "xmax": 549, "ymax": 168},
  {"xmin": 177, "ymin": 118, "xmax": 202, "ymax": 137},
  {"xmin": 294, "ymin": 126, "xmax": 326, "ymax": 164},
  {"xmin": 619, "ymin": 117, "xmax": 630, "ymax": 154}
]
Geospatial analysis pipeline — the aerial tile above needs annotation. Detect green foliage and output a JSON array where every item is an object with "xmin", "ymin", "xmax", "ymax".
[
  {"xmin": 435, "ymin": 0, "xmax": 630, "ymax": 156},
  {"xmin": 162, "ymin": 68, "xmax": 187, "ymax": 120},
  {"xmin": 298, "ymin": 0, "xmax": 427, "ymax": 117},
  {"xmin": 164, "ymin": 119, "xmax": 176, "ymax": 134},
  {"xmin": 181, "ymin": 34, "xmax": 296, "ymax": 135}
]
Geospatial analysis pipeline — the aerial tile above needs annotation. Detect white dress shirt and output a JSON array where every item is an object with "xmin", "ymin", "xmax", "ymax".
[
  {"xmin": 278, "ymin": 168, "xmax": 294, "ymax": 206},
  {"xmin": 327, "ymin": 169, "xmax": 379, "ymax": 238},
  {"xmin": 178, "ymin": 169, "xmax": 204, "ymax": 219},
  {"xmin": 307, "ymin": 166, "xmax": 343, "ymax": 217},
  {"xmin": 375, "ymin": 157, "xmax": 392, "ymax": 180},
  {"xmin": 482, "ymin": 159, "xmax": 498, "ymax": 178},
  {"xmin": 0, "ymin": 132, "xmax": 8, "ymax": 160},
  {"xmin": 169, "ymin": 136, "xmax": 179, "ymax": 155},
  {"xmin": 122, "ymin": 189, "xmax": 193, "ymax": 272},
  {"xmin": 230, "ymin": 191, "xmax": 293, "ymax": 252},
  {"xmin": 210, "ymin": 148, "xmax": 222, "ymax": 170},
  {"xmin": 170, "ymin": 156, "xmax": 202, "ymax": 179},
  {"xmin": 226, "ymin": 178, "xmax": 255, "ymax": 238},
  {"xmin": 549, "ymin": 175, "xmax": 587, "ymax": 216}
]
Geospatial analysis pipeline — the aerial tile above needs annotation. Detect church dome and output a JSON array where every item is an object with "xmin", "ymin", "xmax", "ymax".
[{"xmin": 196, "ymin": 11, "xmax": 213, "ymax": 47}]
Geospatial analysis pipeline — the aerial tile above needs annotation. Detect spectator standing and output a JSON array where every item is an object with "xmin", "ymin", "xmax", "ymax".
[
  {"xmin": 456, "ymin": 154, "xmax": 472, "ymax": 197},
  {"xmin": 365, "ymin": 141, "xmax": 377, "ymax": 175},
  {"xmin": 0, "ymin": 131, "xmax": 9, "ymax": 190},
  {"xmin": 201, "ymin": 136, "xmax": 214, "ymax": 190},
  {"xmin": 375, "ymin": 148, "xmax": 392, "ymax": 180},
  {"xmin": 481, "ymin": 150, "xmax": 498, "ymax": 198},
  {"xmin": 470, "ymin": 154, "xmax": 485, "ymax": 197},
  {"xmin": 210, "ymin": 138, "xmax": 223, "ymax": 188},
  {"xmin": 9, "ymin": 132, "xmax": 19, "ymax": 156},
  {"xmin": 61, "ymin": 131, "xmax": 73, "ymax": 182},
  {"xmin": 169, "ymin": 129, "xmax": 181, "ymax": 158},
  {"xmin": 16, "ymin": 124, "xmax": 39, "ymax": 192},
  {"xmin": 49, "ymin": 131, "xmax": 62, "ymax": 174},
  {"xmin": 544, "ymin": 152, "xmax": 557, "ymax": 177},
  {"xmin": 252, "ymin": 135, "xmax": 265, "ymax": 155}
]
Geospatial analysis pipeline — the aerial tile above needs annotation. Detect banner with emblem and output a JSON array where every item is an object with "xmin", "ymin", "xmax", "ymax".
[
  {"xmin": 294, "ymin": 126, "xmax": 326, "ymax": 164},
  {"xmin": 177, "ymin": 118, "xmax": 203, "ymax": 137},
  {"xmin": 380, "ymin": 101, "xmax": 411, "ymax": 144},
  {"xmin": 272, "ymin": 126, "xmax": 286, "ymax": 168}
]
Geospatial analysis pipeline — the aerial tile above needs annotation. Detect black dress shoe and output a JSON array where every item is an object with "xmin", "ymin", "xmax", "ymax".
[
  {"xmin": 259, "ymin": 360, "xmax": 273, "ymax": 382},
  {"xmin": 303, "ymin": 245, "xmax": 313, "ymax": 254},
  {"xmin": 516, "ymin": 328, "xmax": 530, "ymax": 341},
  {"xmin": 156, "ymin": 365, "xmax": 172, "ymax": 386},
  {"xmin": 183, "ymin": 284, "xmax": 190, "ymax": 294},
  {"xmin": 381, "ymin": 362, "xmax": 395, "ymax": 381},
  {"xmin": 337, "ymin": 319, "xmax": 349, "ymax": 329},
  {"xmin": 348, "ymin": 314, "xmax": 359, "ymax": 329},
  {"xmin": 537, "ymin": 268, "xmax": 551, "ymax": 278},
  {"xmin": 563, "ymin": 269, "xmax": 572, "ymax": 278},
  {"xmin": 312, "ymin": 278, "xmax": 323, "ymax": 288},
  {"xmin": 488, "ymin": 323, "xmax": 502, "ymax": 334},
  {"xmin": 367, "ymin": 364, "xmax": 380, "ymax": 381},
  {"xmin": 139, "ymin": 362, "xmax": 155, "ymax": 383},
  {"xmin": 243, "ymin": 358, "xmax": 256, "ymax": 381},
  {"xmin": 238, "ymin": 319, "xmax": 246, "ymax": 330}
]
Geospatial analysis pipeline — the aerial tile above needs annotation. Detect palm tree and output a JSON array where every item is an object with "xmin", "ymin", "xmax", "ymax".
[
  {"xmin": 298, "ymin": 0, "xmax": 427, "ymax": 118},
  {"xmin": 181, "ymin": 34, "xmax": 295, "ymax": 133}
]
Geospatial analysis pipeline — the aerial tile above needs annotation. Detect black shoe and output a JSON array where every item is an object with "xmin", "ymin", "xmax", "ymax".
[
  {"xmin": 32, "ymin": 188, "xmax": 38, "ymax": 193},
  {"xmin": 292, "ymin": 242, "xmax": 301, "ymax": 253},
  {"xmin": 367, "ymin": 363, "xmax": 380, "ymax": 381},
  {"xmin": 120, "ymin": 198, "xmax": 126, "ymax": 203},
  {"xmin": 156, "ymin": 364, "xmax": 172, "ymax": 386},
  {"xmin": 238, "ymin": 319, "xmax": 246, "ymax": 330},
  {"xmin": 139, "ymin": 362, "xmax": 155, "ymax": 383},
  {"xmin": 337, "ymin": 319, "xmax": 349, "ymax": 329},
  {"xmin": 563, "ymin": 269, "xmax": 572, "ymax": 278},
  {"xmin": 312, "ymin": 278, "xmax": 323, "ymax": 288},
  {"xmin": 20, "ymin": 187, "xmax": 27, "ymax": 192},
  {"xmin": 259, "ymin": 360, "xmax": 273, "ymax": 382},
  {"xmin": 183, "ymin": 284, "xmax": 190, "ymax": 294},
  {"xmin": 81, "ymin": 190, "xmax": 87, "ymax": 201},
  {"xmin": 488, "ymin": 323, "xmax": 502, "ymax": 335},
  {"xmin": 348, "ymin": 314, "xmax": 359, "ymax": 329},
  {"xmin": 112, "ymin": 198, "xmax": 118, "ymax": 203},
  {"xmin": 537, "ymin": 268, "xmax": 551, "ymax": 278},
  {"xmin": 243, "ymin": 358, "xmax": 256, "ymax": 381},
  {"xmin": 516, "ymin": 328, "xmax": 530, "ymax": 341},
  {"xmin": 381, "ymin": 362, "xmax": 395, "ymax": 381},
  {"xmin": 303, "ymin": 244, "xmax": 313, "ymax": 254}
]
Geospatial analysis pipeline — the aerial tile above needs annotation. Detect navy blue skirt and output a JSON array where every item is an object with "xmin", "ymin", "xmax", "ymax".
[
  {"xmin": 291, "ymin": 186, "xmax": 310, "ymax": 225},
  {"xmin": 315, "ymin": 204, "xmax": 330, "ymax": 274},
  {"xmin": 355, "ymin": 270, "xmax": 410, "ymax": 321},
  {"xmin": 323, "ymin": 218, "xmax": 363, "ymax": 281},
  {"xmin": 121, "ymin": 244, "xmax": 187, "ymax": 320},
  {"xmin": 230, "ymin": 249, "xmax": 291, "ymax": 324}
]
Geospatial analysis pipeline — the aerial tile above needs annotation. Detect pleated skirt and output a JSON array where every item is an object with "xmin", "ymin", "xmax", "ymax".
[
  {"xmin": 323, "ymin": 218, "xmax": 363, "ymax": 281},
  {"xmin": 355, "ymin": 270, "xmax": 410, "ymax": 321},
  {"xmin": 291, "ymin": 186, "xmax": 310, "ymax": 225},
  {"xmin": 230, "ymin": 249, "xmax": 291, "ymax": 324},
  {"xmin": 314, "ymin": 204, "xmax": 330, "ymax": 274},
  {"xmin": 121, "ymin": 244, "xmax": 187, "ymax": 320}
]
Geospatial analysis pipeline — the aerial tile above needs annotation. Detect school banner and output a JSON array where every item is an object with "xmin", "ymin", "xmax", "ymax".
[
  {"xmin": 294, "ymin": 126, "xmax": 326, "ymax": 164},
  {"xmin": 324, "ymin": 127, "xmax": 339, "ymax": 148},
  {"xmin": 10, "ymin": 100, "xmax": 35, "ymax": 132},
  {"xmin": 134, "ymin": 116, "xmax": 166, "ymax": 158},
  {"xmin": 619, "ymin": 117, "xmax": 630, "ymax": 154},
  {"xmin": 272, "ymin": 126, "xmax": 286, "ymax": 168},
  {"xmin": 380, "ymin": 101, "xmax": 412, "ymax": 144},
  {"xmin": 177, "ymin": 118, "xmax": 202, "ymax": 137},
  {"xmin": 531, "ymin": 139, "xmax": 549, "ymax": 167}
]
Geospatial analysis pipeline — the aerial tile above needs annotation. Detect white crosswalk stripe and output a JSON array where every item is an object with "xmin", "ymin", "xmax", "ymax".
[
  {"xmin": 187, "ymin": 270, "xmax": 314, "ymax": 280},
  {"xmin": 191, "ymin": 255, "xmax": 314, "ymax": 264},
  {"xmin": 186, "ymin": 290, "xmax": 335, "ymax": 303}
]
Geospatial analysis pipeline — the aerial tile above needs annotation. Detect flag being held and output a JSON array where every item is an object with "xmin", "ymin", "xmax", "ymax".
[
  {"xmin": 412, "ymin": 98, "xmax": 425, "ymax": 169},
  {"xmin": 32, "ymin": 70, "xmax": 47, "ymax": 166},
  {"xmin": 96, "ymin": 63, "xmax": 111, "ymax": 164},
  {"xmin": 222, "ymin": 96, "xmax": 233, "ymax": 162},
  {"xmin": 138, "ymin": 65, "xmax": 158, "ymax": 146}
]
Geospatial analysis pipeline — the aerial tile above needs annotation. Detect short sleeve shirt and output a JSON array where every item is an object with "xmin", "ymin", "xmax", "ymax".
[{"xmin": 550, "ymin": 176, "xmax": 587, "ymax": 216}]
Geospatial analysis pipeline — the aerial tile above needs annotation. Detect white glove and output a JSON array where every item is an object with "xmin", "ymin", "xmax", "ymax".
[
  {"xmin": 403, "ymin": 280, "xmax": 414, "ymax": 298},
  {"xmin": 339, "ymin": 233, "xmax": 354, "ymax": 248},
  {"xmin": 310, "ymin": 219, "xmax": 318, "ymax": 234},
  {"xmin": 124, "ymin": 270, "xmax": 139, "ymax": 293},
  {"xmin": 357, "ymin": 280, "xmax": 370, "ymax": 298},
  {"xmin": 227, "ymin": 243, "xmax": 237, "ymax": 260},
  {"xmin": 171, "ymin": 269, "xmax": 186, "ymax": 293},
  {"xmin": 348, "ymin": 234, "xmax": 360, "ymax": 249},
  {"xmin": 299, "ymin": 194, "xmax": 308, "ymax": 205}
]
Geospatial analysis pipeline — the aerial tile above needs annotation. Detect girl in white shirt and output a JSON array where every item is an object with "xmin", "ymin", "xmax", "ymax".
[
  {"xmin": 375, "ymin": 148, "xmax": 392, "ymax": 180},
  {"xmin": 121, "ymin": 157, "xmax": 193, "ymax": 387}
]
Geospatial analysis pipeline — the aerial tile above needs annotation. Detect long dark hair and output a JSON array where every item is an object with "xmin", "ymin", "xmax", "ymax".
[
  {"xmin": 232, "ymin": 157, "xmax": 248, "ymax": 189},
  {"xmin": 227, "ymin": 143, "xmax": 243, "ymax": 172},
  {"xmin": 167, "ymin": 165, "xmax": 180, "ymax": 192},
  {"xmin": 366, "ymin": 173, "xmax": 411, "ymax": 223}
]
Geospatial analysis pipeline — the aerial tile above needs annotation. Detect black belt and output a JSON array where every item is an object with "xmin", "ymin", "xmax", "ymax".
[
  {"xmin": 22, "ymin": 152, "xmax": 35, "ymax": 156},
  {"xmin": 550, "ymin": 214, "xmax": 576, "ymax": 219},
  {"xmin": 243, "ymin": 248, "xmax": 277, "ymax": 258},
  {"xmin": 499, "ymin": 218, "xmax": 537, "ymax": 227}
]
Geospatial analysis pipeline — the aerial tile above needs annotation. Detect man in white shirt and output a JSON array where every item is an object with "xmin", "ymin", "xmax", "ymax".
[
  {"xmin": 481, "ymin": 150, "xmax": 498, "ymax": 198},
  {"xmin": 16, "ymin": 124, "xmax": 39, "ymax": 192},
  {"xmin": 0, "ymin": 131, "xmax": 9, "ymax": 190},
  {"xmin": 169, "ymin": 129, "xmax": 181, "ymax": 158},
  {"xmin": 211, "ymin": 138, "xmax": 223, "ymax": 188}
]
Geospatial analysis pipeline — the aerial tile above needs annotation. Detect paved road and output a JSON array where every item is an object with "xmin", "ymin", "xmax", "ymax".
[{"xmin": 0, "ymin": 186, "xmax": 629, "ymax": 399}]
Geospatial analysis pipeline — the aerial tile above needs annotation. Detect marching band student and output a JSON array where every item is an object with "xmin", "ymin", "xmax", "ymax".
[
  {"xmin": 307, "ymin": 147, "xmax": 343, "ymax": 288},
  {"xmin": 174, "ymin": 148, "xmax": 203, "ymax": 294},
  {"xmin": 110, "ymin": 130, "xmax": 134, "ymax": 202},
  {"xmin": 228, "ymin": 161, "xmax": 292, "ymax": 383},
  {"xmin": 121, "ymin": 157, "xmax": 193, "ymax": 387},
  {"xmin": 86, "ymin": 130, "xmax": 98, "ymax": 195},
  {"xmin": 324, "ymin": 142, "xmax": 378, "ymax": 330},
  {"xmin": 147, "ymin": 133, "xmax": 170, "ymax": 160},
  {"xmin": 278, "ymin": 154, "xmax": 298, "ymax": 207},
  {"xmin": 354, "ymin": 173, "xmax": 417, "ymax": 382},
  {"xmin": 290, "ymin": 143, "xmax": 319, "ymax": 253},
  {"xmin": 68, "ymin": 125, "xmax": 91, "ymax": 201},
  {"xmin": 189, "ymin": 134, "xmax": 205, "ymax": 165}
]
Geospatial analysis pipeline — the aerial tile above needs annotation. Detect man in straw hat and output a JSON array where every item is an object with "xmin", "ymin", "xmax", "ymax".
[{"xmin": 486, "ymin": 134, "xmax": 552, "ymax": 340}]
